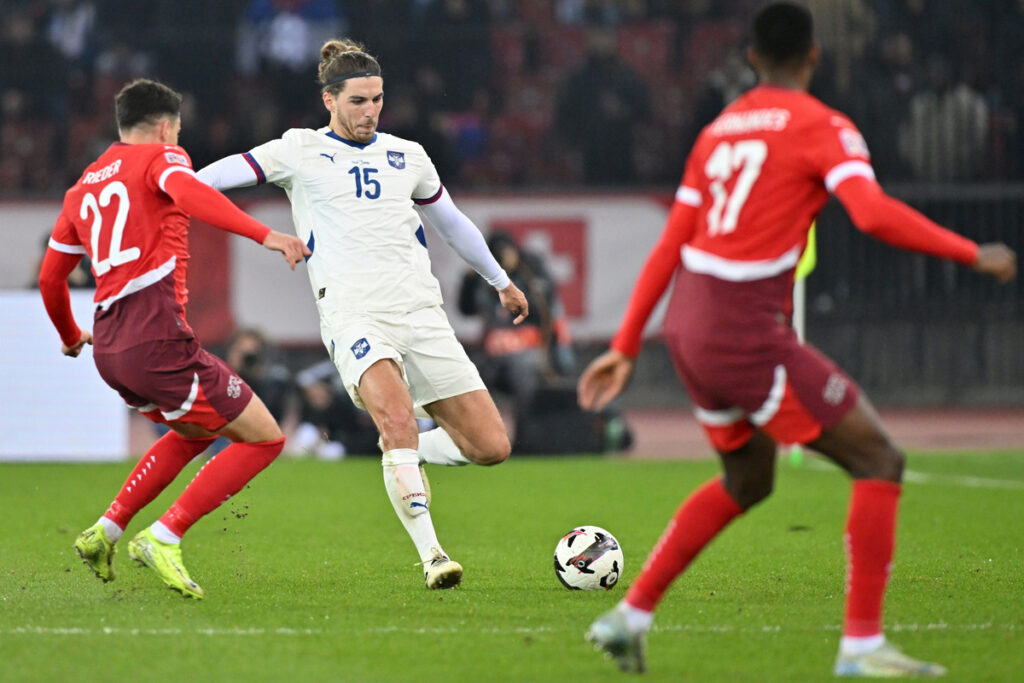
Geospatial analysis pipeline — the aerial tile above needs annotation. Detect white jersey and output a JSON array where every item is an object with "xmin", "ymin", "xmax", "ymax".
[{"xmin": 245, "ymin": 128, "xmax": 445, "ymax": 315}]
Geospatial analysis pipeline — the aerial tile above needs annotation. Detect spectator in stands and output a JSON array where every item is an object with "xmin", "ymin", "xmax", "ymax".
[
  {"xmin": 554, "ymin": 27, "xmax": 651, "ymax": 184},
  {"xmin": 898, "ymin": 54, "xmax": 989, "ymax": 181},
  {"xmin": 414, "ymin": 0, "xmax": 492, "ymax": 112},
  {"xmin": 458, "ymin": 231, "xmax": 574, "ymax": 411},
  {"xmin": 45, "ymin": 0, "xmax": 96, "ymax": 70},
  {"xmin": 291, "ymin": 359, "xmax": 382, "ymax": 459},
  {"xmin": 847, "ymin": 31, "xmax": 917, "ymax": 181},
  {"xmin": 236, "ymin": 0, "xmax": 348, "ymax": 123}
]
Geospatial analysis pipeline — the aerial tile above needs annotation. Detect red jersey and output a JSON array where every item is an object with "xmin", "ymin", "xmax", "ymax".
[
  {"xmin": 611, "ymin": 85, "xmax": 978, "ymax": 357},
  {"xmin": 48, "ymin": 143, "xmax": 199, "ymax": 351},
  {"xmin": 679, "ymin": 85, "xmax": 870, "ymax": 270}
]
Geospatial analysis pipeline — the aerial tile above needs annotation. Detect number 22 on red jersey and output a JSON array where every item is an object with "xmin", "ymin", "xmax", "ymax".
[{"xmin": 79, "ymin": 180, "xmax": 139, "ymax": 275}]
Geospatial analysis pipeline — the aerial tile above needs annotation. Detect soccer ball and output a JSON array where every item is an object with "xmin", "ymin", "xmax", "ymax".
[{"xmin": 553, "ymin": 525, "xmax": 624, "ymax": 590}]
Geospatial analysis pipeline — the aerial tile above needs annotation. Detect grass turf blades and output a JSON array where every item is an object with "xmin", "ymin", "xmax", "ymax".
[{"xmin": 1, "ymin": 452, "xmax": 1022, "ymax": 682}]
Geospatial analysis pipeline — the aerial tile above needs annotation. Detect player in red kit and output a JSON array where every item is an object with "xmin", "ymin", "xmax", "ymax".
[
  {"xmin": 38, "ymin": 79, "xmax": 310, "ymax": 599},
  {"xmin": 578, "ymin": 3, "xmax": 1016, "ymax": 677}
]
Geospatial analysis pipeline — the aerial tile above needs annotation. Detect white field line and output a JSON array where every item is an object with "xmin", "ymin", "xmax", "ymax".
[
  {"xmin": 802, "ymin": 459, "xmax": 1024, "ymax": 490},
  {"xmin": 2, "ymin": 622, "xmax": 1018, "ymax": 637},
  {"xmin": 901, "ymin": 470, "xmax": 1024, "ymax": 490}
]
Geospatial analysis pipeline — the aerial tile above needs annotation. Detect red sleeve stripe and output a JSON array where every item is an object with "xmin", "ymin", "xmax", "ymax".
[
  {"xmin": 675, "ymin": 185, "xmax": 702, "ymax": 207},
  {"xmin": 47, "ymin": 237, "xmax": 87, "ymax": 255},
  {"xmin": 413, "ymin": 185, "xmax": 444, "ymax": 205},
  {"xmin": 825, "ymin": 160, "xmax": 875, "ymax": 193},
  {"xmin": 242, "ymin": 152, "xmax": 266, "ymax": 185}
]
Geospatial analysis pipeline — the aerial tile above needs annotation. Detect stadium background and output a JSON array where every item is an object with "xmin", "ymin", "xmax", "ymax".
[{"xmin": 1, "ymin": 0, "xmax": 1022, "ymax": 459}]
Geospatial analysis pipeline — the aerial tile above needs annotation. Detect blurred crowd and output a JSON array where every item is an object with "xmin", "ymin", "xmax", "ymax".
[{"xmin": 3, "ymin": 0, "xmax": 1024, "ymax": 195}]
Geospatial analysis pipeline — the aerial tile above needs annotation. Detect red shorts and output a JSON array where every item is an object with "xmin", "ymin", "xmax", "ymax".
[
  {"xmin": 94, "ymin": 338, "xmax": 253, "ymax": 431},
  {"xmin": 663, "ymin": 269, "xmax": 860, "ymax": 452}
]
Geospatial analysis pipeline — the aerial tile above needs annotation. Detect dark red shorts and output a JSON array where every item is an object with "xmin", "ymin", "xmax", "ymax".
[
  {"xmin": 663, "ymin": 269, "xmax": 860, "ymax": 452},
  {"xmin": 94, "ymin": 338, "xmax": 253, "ymax": 431}
]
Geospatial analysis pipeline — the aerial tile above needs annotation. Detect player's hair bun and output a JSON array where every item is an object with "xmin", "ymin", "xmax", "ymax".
[
  {"xmin": 318, "ymin": 38, "xmax": 381, "ymax": 90},
  {"xmin": 320, "ymin": 39, "xmax": 364, "ymax": 64}
]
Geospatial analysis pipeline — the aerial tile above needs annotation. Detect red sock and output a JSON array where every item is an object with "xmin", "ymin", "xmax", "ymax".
[
  {"xmin": 104, "ymin": 432, "xmax": 215, "ymax": 529},
  {"xmin": 843, "ymin": 479, "xmax": 901, "ymax": 637},
  {"xmin": 158, "ymin": 437, "xmax": 284, "ymax": 537},
  {"xmin": 625, "ymin": 478, "xmax": 744, "ymax": 612}
]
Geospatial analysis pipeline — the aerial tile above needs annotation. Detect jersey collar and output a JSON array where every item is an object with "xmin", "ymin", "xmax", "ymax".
[{"xmin": 325, "ymin": 130, "xmax": 377, "ymax": 149}]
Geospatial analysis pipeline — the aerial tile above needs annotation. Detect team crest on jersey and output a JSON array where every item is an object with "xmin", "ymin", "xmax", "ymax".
[
  {"xmin": 387, "ymin": 151, "xmax": 405, "ymax": 169},
  {"xmin": 351, "ymin": 338, "xmax": 371, "ymax": 359},
  {"xmin": 164, "ymin": 152, "xmax": 189, "ymax": 166},
  {"xmin": 838, "ymin": 128, "xmax": 870, "ymax": 159}
]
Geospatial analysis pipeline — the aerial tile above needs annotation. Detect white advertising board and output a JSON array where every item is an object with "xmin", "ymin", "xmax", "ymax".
[{"xmin": 0, "ymin": 290, "xmax": 128, "ymax": 461}]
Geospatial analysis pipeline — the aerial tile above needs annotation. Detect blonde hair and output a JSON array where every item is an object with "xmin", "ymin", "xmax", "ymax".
[{"xmin": 318, "ymin": 39, "xmax": 382, "ymax": 94}]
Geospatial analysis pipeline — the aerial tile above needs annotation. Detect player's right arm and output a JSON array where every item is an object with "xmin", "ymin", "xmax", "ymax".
[
  {"xmin": 578, "ymin": 181, "xmax": 701, "ymax": 411},
  {"xmin": 38, "ymin": 211, "xmax": 93, "ymax": 356}
]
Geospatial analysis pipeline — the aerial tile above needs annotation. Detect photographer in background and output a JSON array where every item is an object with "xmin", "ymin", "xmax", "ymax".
[
  {"xmin": 458, "ymin": 231, "xmax": 574, "ymax": 410},
  {"xmin": 459, "ymin": 232, "xmax": 630, "ymax": 454},
  {"xmin": 223, "ymin": 328, "xmax": 293, "ymax": 425}
]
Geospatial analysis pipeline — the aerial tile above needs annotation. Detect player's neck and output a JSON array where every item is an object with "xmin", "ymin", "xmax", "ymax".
[
  {"xmin": 757, "ymin": 65, "xmax": 811, "ymax": 92},
  {"xmin": 119, "ymin": 133, "xmax": 163, "ymax": 145}
]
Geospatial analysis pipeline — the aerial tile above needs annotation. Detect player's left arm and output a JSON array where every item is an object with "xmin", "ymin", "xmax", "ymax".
[
  {"xmin": 818, "ymin": 116, "xmax": 1016, "ymax": 282},
  {"xmin": 416, "ymin": 188, "xmax": 529, "ymax": 323},
  {"xmin": 833, "ymin": 176, "xmax": 1015, "ymax": 281},
  {"xmin": 195, "ymin": 154, "xmax": 262, "ymax": 191},
  {"xmin": 38, "ymin": 212, "xmax": 92, "ymax": 356}
]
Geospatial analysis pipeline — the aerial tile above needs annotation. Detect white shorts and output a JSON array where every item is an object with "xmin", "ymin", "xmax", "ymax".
[{"xmin": 320, "ymin": 305, "xmax": 485, "ymax": 417}]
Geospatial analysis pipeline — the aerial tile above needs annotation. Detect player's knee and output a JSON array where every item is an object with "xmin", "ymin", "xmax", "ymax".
[
  {"xmin": 864, "ymin": 442, "xmax": 905, "ymax": 482},
  {"xmin": 726, "ymin": 475, "xmax": 773, "ymax": 509},
  {"xmin": 466, "ymin": 431, "xmax": 510, "ymax": 466}
]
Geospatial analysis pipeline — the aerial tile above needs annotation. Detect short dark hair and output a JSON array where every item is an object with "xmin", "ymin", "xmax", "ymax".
[
  {"xmin": 752, "ymin": 2, "xmax": 814, "ymax": 66},
  {"xmin": 114, "ymin": 79, "xmax": 183, "ymax": 131}
]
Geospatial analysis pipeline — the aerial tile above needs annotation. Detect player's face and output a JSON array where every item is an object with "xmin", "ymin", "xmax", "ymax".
[{"xmin": 325, "ymin": 77, "xmax": 384, "ymax": 143}]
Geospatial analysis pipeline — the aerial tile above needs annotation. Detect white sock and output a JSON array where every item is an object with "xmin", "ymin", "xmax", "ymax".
[
  {"xmin": 150, "ymin": 520, "xmax": 181, "ymax": 544},
  {"xmin": 417, "ymin": 428, "xmax": 470, "ymax": 466},
  {"xmin": 839, "ymin": 634, "xmax": 886, "ymax": 656},
  {"xmin": 98, "ymin": 516, "xmax": 123, "ymax": 543},
  {"xmin": 618, "ymin": 601, "xmax": 654, "ymax": 633},
  {"xmin": 383, "ymin": 448, "xmax": 442, "ymax": 563}
]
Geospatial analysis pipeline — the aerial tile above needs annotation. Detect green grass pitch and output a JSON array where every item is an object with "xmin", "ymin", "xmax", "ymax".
[{"xmin": 1, "ymin": 451, "xmax": 1022, "ymax": 682}]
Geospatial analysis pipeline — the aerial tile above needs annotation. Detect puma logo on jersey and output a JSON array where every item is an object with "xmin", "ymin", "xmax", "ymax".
[{"xmin": 320, "ymin": 153, "xmax": 337, "ymax": 164}]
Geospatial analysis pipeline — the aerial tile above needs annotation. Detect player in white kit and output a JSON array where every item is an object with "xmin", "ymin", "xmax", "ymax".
[{"xmin": 197, "ymin": 39, "xmax": 529, "ymax": 589}]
